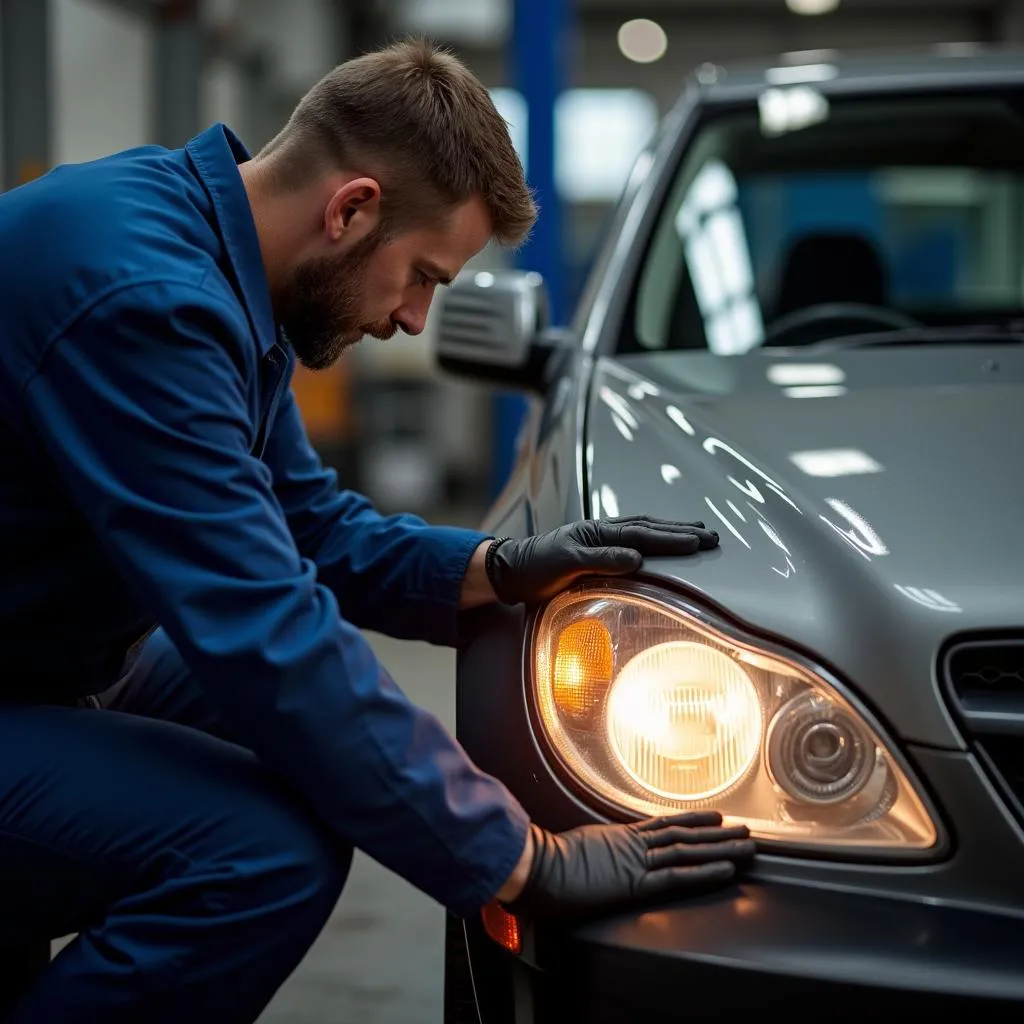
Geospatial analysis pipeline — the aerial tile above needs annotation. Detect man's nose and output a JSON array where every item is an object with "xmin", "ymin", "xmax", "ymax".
[
  {"xmin": 394, "ymin": 313, "xmax": 425, "ymax": 336},
  {"xmin": 393, "ymin": 298, "xmax": 431, "ymax": 336}
]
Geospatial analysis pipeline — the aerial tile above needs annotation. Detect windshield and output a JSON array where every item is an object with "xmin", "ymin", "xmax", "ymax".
[{"xmin": 629, "ymin": 89, "xmax": 1024, "ymax": 354}]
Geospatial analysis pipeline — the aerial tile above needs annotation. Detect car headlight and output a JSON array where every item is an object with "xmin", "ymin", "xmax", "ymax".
[{"xmin": 531, "ymin": 582, "xmax": 939, "ymax": 855}]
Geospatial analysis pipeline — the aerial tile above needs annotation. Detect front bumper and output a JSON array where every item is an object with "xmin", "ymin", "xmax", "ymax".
[
  {"xmin": 453, "ymin": 605, "xmax": 1024, "ymax": 1021},
  {"xmin": 464, "ymin": 878, "xmax": 1024, "ymax": 1023}
]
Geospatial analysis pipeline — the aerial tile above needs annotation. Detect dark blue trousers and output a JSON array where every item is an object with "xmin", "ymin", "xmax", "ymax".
[{"xmin": 0, "ymin": 628, "xmax": 351, "ymax": 1022}]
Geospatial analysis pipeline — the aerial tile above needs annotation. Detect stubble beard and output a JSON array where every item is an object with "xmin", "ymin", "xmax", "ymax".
[{"xmin": 280, "ymin": 226, "xmax": 396, "ymax": 371}]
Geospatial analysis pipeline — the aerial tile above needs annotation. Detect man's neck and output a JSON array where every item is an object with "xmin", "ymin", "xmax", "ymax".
[{"xmin": 238, "ymin": 161, "xmax": 306, "ymax": 308}]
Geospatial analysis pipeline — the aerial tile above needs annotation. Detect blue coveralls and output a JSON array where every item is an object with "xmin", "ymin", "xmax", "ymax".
[{"xmin": 0, "ymin": 124, "xmax": 529, "ymax": 1022}]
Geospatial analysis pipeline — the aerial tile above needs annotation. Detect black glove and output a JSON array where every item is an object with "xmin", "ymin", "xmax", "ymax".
[
  {"xmin": 503, "ymin": 811, "xmax": 754, "ymax": 921},
  {"xmin": 485, "ymin": 516, "xmax": 720, "ymax": 606}
]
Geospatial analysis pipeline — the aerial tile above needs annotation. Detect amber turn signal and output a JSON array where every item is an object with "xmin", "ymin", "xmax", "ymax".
[
  {"xmin": 481, "ymin": 901, "xmax": 522, "ymax": 954},
  {"xmin": 552, "ymin": 617, "xmax": 613, "ymax": 718}
]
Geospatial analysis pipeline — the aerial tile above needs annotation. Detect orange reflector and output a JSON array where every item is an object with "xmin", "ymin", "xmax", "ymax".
[
  {"xmin": 481, "ymin": 901, "xmax": 522, "ymax": 954},
  {"xmin": 552, "ymin": 618, "xmax": 613, "ymax": 718}
]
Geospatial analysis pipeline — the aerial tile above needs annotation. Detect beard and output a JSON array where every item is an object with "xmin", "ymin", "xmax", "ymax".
[{"xmin": 278, "ymin": 226, "xmax": 397, "ymax": 371}]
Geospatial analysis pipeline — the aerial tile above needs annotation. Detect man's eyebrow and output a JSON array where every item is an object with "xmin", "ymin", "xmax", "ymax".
[{"xmin": 420, "ymin": 261, "xmax": 454, "ymax": 285}]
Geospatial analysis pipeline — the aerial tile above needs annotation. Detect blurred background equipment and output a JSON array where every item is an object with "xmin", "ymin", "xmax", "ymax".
[{"xmin": 4, "ymin": 2, "xmax": 1024, "ymax": 1020}]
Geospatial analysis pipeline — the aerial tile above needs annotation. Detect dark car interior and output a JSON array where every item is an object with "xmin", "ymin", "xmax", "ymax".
[
  {"xmin": 775, "ymin": 233, "xmax": 887, "ymax": 316},
  {"xmin": 625, "ymin": 90, "xmax": 1024, "ymax": 354}
]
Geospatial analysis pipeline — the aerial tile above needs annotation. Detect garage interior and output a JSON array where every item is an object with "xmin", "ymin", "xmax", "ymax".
[{"xmin": 1, "ymin": 1, "xmax": 1022, "ymax": 1020}]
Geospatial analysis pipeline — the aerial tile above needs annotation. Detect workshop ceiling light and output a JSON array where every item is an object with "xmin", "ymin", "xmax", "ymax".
[
  {"xmin": 786, "ymin": 0, "xmax": 840, "ymax": 14},
  {"xmin": 618, "ymin": 19, "xmax": 668, "ymax": 64}
]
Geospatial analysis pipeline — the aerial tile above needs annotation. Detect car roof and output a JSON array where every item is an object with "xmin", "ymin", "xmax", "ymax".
[{"xmin": 688, "ymin": 45, "xmax": 1024, "ymax": 104}]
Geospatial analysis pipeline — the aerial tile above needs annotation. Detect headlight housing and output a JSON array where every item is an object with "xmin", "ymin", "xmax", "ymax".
[{"xmin": 531, "ymin": 582, "xmax": 940, "ymax": 856}]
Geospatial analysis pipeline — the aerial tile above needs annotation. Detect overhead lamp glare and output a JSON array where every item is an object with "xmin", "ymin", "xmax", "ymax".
[
  {"xmin": 786, "ymin": 0, "xmax": 840, "ymax": 14},
  {"xmin": 618, "ymin": 18, "xmax": 668, "ymax": 64}
]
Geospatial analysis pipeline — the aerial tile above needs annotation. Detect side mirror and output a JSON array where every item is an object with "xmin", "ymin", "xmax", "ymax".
[{"xmin": 436, "ymin": 269, "xmax": 564, "ymax": 391}]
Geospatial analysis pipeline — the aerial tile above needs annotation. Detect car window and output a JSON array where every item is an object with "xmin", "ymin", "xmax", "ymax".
[{"xmin": 628, "ymin": 92, "xmax": 1024, "ymax": 354}]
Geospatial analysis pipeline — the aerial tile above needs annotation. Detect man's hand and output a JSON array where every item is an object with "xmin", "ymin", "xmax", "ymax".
[
  {"xmin": 499, "ymin": 812, "xmax": 754, "ymax": 920},
  {"xmin": 484, "ymin": 516, "xmax": 719, "ymax": 607}
]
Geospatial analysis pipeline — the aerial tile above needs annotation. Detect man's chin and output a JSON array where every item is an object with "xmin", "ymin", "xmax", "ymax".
[
  {"xmin": 291, "ymin": 325, "xmax": 395, "ymax": 369},
  {"xmin": 364, "ymin": 321, "xmax": 395, "ymax": 342}
]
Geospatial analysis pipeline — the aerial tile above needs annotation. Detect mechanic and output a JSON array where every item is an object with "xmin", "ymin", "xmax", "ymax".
[{"xmin": 0, "ymin": 39, "xmax": 755, "ymax": 1022}]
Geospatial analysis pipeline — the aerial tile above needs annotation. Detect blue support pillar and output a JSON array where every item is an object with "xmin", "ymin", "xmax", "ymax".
[
  {"xmin": 492, "ymin": 0, "xmax": 571, "ymax": 497},
  {"xmin": 1, "ymin": 0, "xmax": 51, "ymax": 192},
  {"xmin": 153, "ymin": 0, "xmax": 203, "ymax": 151}
]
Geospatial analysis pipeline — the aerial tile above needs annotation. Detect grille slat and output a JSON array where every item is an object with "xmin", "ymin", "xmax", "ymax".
[{"xmin": 945, "ymin": 640, "xmax": 1024, "ymax": 822}]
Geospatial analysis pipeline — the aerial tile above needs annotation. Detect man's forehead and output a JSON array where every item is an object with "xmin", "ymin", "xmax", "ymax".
[
  {"xmin": 396, "ymin": 195, "xmax": 492, "ymax": 276},
  {"xmin": 435, "ymin": 195, "xmax": 492, "ymax": 258}
]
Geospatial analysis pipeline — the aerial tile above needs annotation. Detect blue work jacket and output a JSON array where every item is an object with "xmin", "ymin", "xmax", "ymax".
[{"xmin": 0, "ymin": 124, "xmax": 528, "ymax": 915}]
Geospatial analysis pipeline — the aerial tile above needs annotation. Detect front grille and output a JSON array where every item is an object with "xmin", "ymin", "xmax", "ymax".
[
  {"xmin": 944, "ymin": 639, "xmax": 1024, "ymax": 823},
  {"xmin": 949, "ymin": 644, "xmax": 1024, "ymax": 700}
]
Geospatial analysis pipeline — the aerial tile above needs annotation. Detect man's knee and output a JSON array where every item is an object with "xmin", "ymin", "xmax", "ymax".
[
  {"xmin": 235, "ymin": 797, "xmax": 351, "ymax": 940},
  {"xmin": 272, "ymin": 816, "xmax": 351, "ymax": 927}
]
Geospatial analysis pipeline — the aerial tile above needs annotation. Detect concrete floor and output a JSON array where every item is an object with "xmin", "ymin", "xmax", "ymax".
[{"xmin": 258, "ymin": 630, "xmax": 459, "ymax": 1024}]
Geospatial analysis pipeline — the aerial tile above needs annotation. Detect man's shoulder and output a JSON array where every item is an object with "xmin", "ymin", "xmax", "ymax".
[
  {"xmin": 0, "ymin": 144, "xmax": 246, "ymax": 384},
  {"xmin": 2, "ymin": 142, "xmax": 215, "ymax": 256}
]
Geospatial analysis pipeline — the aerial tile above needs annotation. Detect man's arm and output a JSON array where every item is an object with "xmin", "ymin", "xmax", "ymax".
[
  {"xmin": 20, "ymin": 280, "xmax": 528, "ymax": 916},
  {"xmin": 459, "ymin": 539, "xmax": 496, "ymax": 608},
  {"xmin": 263, "ymin": 385, "xmax": 495, "ymax": 646}
]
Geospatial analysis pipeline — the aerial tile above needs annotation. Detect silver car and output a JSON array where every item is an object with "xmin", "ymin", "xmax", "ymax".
[{"xmin": 439, "ymin": 46, "xmax": 1024, "ymax": 1022}]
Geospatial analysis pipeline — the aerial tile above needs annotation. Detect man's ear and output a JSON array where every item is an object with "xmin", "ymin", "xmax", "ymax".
[{"xmin": 325, "ymin": 176, "xmax": 382, "ymax": 244}]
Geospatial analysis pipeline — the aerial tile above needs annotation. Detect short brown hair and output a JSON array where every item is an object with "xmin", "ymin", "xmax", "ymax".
[{"xmin": 259, "ymin": 38, "xmax": 536, "ymax": 247}]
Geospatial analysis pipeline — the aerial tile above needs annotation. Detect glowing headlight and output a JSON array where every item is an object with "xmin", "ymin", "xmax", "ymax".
[
  {"xmin": 532, "ymin": 583, "xmax": 939, "ymax": 853},
  {"xmin": 607, "ymin": 642, "xmax": 762, "ymax": 801}
]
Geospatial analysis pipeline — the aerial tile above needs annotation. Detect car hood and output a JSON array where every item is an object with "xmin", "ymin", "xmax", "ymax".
[{"xmin": 586, "ymin": 344, "xmax": 1024, "ymax": 748}]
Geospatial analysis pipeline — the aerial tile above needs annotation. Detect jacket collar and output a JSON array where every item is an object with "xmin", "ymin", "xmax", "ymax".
[{"xmin": 185, "ymin": 124, "xmax": 277, "ymax": 356}]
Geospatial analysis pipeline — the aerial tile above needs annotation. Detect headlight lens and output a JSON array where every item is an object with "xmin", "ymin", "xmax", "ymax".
[
  {"xmin": 532, "ymin": 583, "xmax": 938, "ymax": 853},
  {"xmin": 607, "ymin": 641, "xmax": 762, "ymax": 801}
]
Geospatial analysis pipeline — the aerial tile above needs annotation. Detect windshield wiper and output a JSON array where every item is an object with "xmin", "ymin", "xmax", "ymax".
[{"xmin": 814, "ymin": 324, "xmax": 1024, "ymax": 350}]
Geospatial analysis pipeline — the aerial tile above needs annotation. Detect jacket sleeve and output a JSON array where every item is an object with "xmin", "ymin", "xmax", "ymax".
[
  {"xmin": 19, "ymin": 280, "xmax": 529, "ymax": 916},
  {"xmin": 263, "ymin": 382, "xmax": 490, "ymax": 646}
]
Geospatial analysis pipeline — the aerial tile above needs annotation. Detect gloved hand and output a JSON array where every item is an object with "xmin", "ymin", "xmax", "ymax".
[
  {"xmin": 503, "ymin": 811, "xmax": 754, "ymax": 921},
  {"xmin": 485, "ymin": 516, "xmax": 719, "ymax": 606}
]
